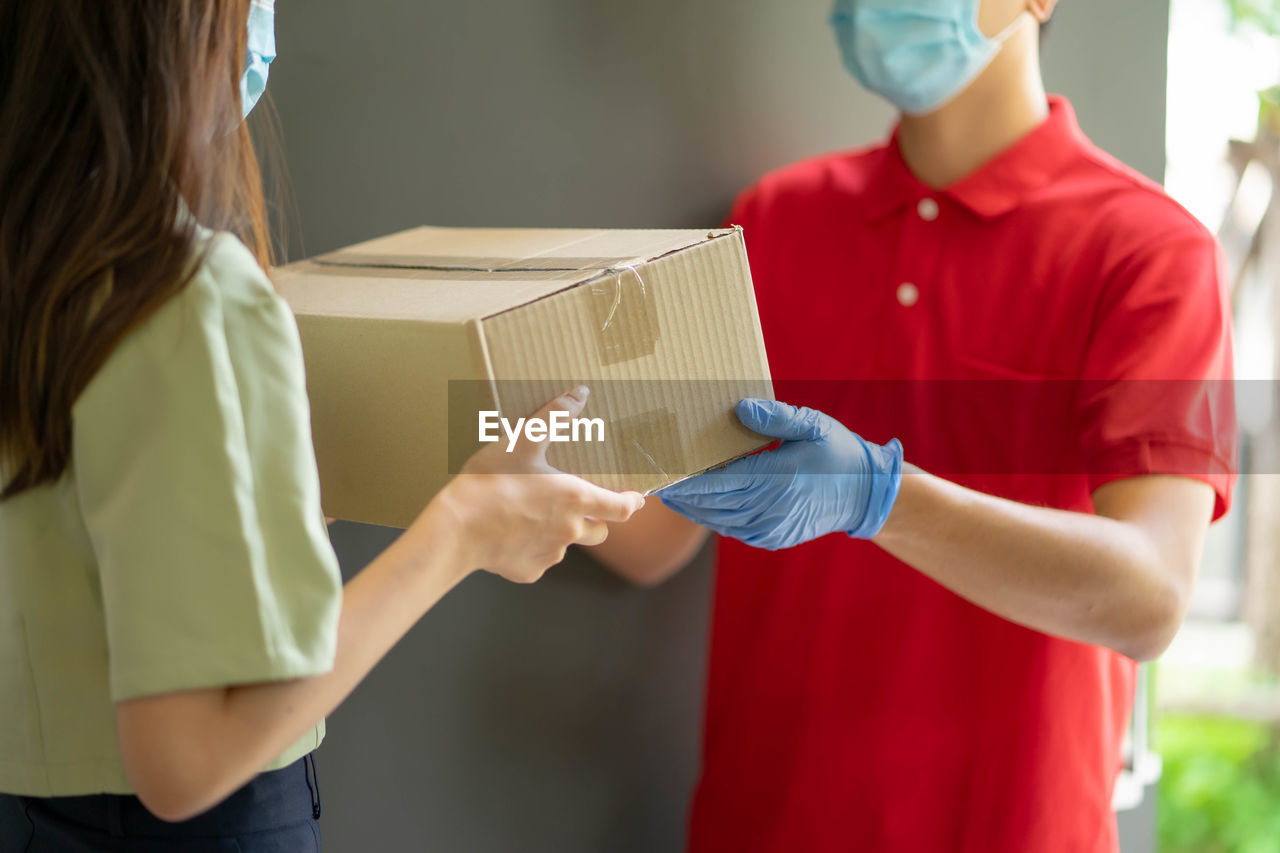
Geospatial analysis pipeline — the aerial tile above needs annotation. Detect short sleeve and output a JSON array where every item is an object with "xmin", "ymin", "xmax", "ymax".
[
  {"xmin": 723, "ymin": 184, "xmax": 765, "ymax": 238},
  {"xmin": 724, "ymin": 183, "xmax": 773, "ymax": 304},
  {"xmin": 1075, "ymin": 224, "xmax": 1238, "ymax": 520},
  {"xmin": 72, "ymin": 234, "xmax": 343, "ymax": 702}
]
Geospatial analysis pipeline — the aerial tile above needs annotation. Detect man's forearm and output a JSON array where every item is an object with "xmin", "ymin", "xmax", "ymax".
[
  {"xmin": 586, "ymin": 500, "xmax": 709, "ymax": 586},
  {"xmin": 873, "ymin": 467, "xmax": 1210, "ymax": 661}
]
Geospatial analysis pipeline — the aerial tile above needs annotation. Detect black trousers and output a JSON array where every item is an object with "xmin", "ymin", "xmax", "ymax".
[{"xmin": 0, "ymin": 753, "xmax": 321, "ymax": 852}]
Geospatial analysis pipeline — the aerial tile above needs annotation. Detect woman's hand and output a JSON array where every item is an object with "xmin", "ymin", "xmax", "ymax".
[{"xmin": 431, "ymin": 386, "xmax": 646, "ymax": 583}]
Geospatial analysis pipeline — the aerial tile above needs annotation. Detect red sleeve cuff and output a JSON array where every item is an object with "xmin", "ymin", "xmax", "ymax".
[{"xmin": 1086, "ymin": 437, "xmax": 1236, "ymax": 521}]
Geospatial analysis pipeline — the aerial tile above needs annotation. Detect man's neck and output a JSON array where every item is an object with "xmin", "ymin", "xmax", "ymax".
[{"xmin": 896, "ymin": 23, "xmax": 1049, "ymax": 189}]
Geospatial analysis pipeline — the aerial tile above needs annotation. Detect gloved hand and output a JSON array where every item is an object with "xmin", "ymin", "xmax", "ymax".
[{"xmin": 659, "ymin": 398, "xmax": 903, "ymax": 550}]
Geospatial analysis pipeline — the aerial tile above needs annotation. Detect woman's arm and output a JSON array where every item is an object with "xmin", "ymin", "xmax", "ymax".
[
  {"xmin": 115, "ymin": 390, "xmax": 644, "ymax": 822},
  {"xmin": 116, "ymin": 501, "xmax": 468, "ymax": 821}
]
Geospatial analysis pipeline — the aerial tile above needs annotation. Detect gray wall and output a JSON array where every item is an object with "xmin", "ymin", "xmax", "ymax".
[{"xmin": 264, "ymin": 1, "xmax": 1169, "ymax": 850}]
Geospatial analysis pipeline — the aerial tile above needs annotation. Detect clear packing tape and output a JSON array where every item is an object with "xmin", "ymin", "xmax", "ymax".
[
  {"xmin": 583, "ymin": 265, "xmax": 677, "ymax": 482},
  {"xmin": 586, "ymin": 263, "xmax": 660, "ymax": 365}
]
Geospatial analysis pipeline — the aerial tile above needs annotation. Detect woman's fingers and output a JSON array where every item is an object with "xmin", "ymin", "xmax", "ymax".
[
  {"xmin": 576, "ymin": 484, "xmax": 645, "ymax": 524},
  {"xmin": 508, "ymin": 386, "xmax": 591, "ymax": 464},
  {"xmin": 574, "ymin": 518, "xmax": 611, "ymax": 547},
  {"xmin": 448, "ymin": 384, "xmax": 654, "ymax": 584}
]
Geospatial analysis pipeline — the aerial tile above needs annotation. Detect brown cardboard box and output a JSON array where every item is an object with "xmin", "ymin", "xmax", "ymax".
[{"xmin": 275, "ymin": 226, "xmax": 774, "ymax": 528}]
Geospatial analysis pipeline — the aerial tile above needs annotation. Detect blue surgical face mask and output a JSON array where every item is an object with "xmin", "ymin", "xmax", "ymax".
[
  {"xmin": 241, "ymin": 0, "xmax": 276, "ymax": 118},
  {"xmin": 830, "ymin": 0, "xmax": 1030, "ymax": 116}
]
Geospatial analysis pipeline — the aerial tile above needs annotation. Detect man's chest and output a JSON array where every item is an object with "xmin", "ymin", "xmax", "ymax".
[{"xmin": 750, "ymin": 215, "xmax": 1098, "ymax": 383}]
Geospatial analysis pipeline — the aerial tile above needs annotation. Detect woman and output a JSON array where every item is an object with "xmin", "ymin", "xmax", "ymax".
[{"xmin": 0, "ymin": 1, "xmax": 643, "ymax": 849}]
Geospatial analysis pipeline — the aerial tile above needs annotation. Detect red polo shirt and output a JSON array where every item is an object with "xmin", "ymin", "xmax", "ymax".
[{"xmin": 690, "ymin": 98, "xmax": 1236, "ymax": 853}]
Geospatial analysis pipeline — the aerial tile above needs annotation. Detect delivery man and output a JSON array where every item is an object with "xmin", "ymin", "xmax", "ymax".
[{"xmin": 588, "ymin": 0, "xmax": 1237, "ymax": 850}]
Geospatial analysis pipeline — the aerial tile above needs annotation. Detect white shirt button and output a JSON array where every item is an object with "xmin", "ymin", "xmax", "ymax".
[
  {"xmin": 897, "ymin": 282, "xmax": 919, "ymax": 307},
  {"xmin": 917, "ymin": 198, "xmax": 940, "ymax": 221}
]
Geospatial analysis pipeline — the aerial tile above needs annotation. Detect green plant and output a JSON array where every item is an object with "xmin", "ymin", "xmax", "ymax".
[
  {"xmin": 1226, "ymin": 0, "xmax": 1280, "ymax": 35},
  {"xmin": 1222, "ymin": 0, "xmax": 1280, "ymax": 137},
  {"xmin": 1261, "ymin": 85, "xmax": 1280, "ymax": 137},
  {"xmin": 1157, "ymin": 715, "xmax": 1280, "ymax": 852}
]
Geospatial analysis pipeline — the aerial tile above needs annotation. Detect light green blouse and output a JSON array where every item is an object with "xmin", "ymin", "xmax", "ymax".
[{"xmin": 0, "ymin": 231, "xmax": 343, "ymax": 796}]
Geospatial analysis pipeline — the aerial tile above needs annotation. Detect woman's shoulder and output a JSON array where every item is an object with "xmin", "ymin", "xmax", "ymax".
[
  {"xmin": 122, "ymin": 229, "xmax": 285, "ymax": 354},
  {"xmin": 188, "ymin": 229, "xmax": 278, "ymax": 308},
  {"xmin": 74, "ymin": 232, "xmax": 292, "ymax": 415},
  {"xmin": 136, "ymin": 228, "xmax": 292, "ymax": 353}
]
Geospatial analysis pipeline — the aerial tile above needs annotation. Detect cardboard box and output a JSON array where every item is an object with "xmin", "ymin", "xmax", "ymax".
[{"xmin": 275, "ymin": 226, "xmax": 774, "ymax": 528}]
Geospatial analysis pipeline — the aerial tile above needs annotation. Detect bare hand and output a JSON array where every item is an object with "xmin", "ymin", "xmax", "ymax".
[{"xmin": 431, "ymin": 387, "xmax": 645, "ymax": 584}]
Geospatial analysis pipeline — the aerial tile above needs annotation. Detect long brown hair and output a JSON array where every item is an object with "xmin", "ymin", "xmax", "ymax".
[{"xmin": 0, "ymin": 0, "xmax": 273, "ymax": 499}]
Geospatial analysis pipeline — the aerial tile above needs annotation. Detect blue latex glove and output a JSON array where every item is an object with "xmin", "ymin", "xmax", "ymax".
[{"xmin": 659, "ymin": 399, "xmax": 904, "ymax": 550}]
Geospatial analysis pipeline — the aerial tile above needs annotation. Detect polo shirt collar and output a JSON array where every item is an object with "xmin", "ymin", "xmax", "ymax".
[{"xmin": 858, "ymin": 96, "xmax": 1086, "ymax": 222}]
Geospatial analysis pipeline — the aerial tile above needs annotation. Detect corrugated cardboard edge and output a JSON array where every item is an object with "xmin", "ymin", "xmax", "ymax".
[
  {"xmin": 648, "ymin": 436, "xmax": 774, "ymax": 496},
  {"xmin": 467, "ymin": 317, "xmax": 502, "ymax": 412}
]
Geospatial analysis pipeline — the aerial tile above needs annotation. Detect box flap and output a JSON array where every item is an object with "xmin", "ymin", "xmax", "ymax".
[
  {"xmin": 274, "ymin": 263, "xmax": 587, "ymax": 324},
  {"xmin": 311, "ymin": 225, "xmax": 733, "ymax": 273},
  {"xmin": 276, "ymin": 226, "xmax": 739, "ymax": 324}
]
